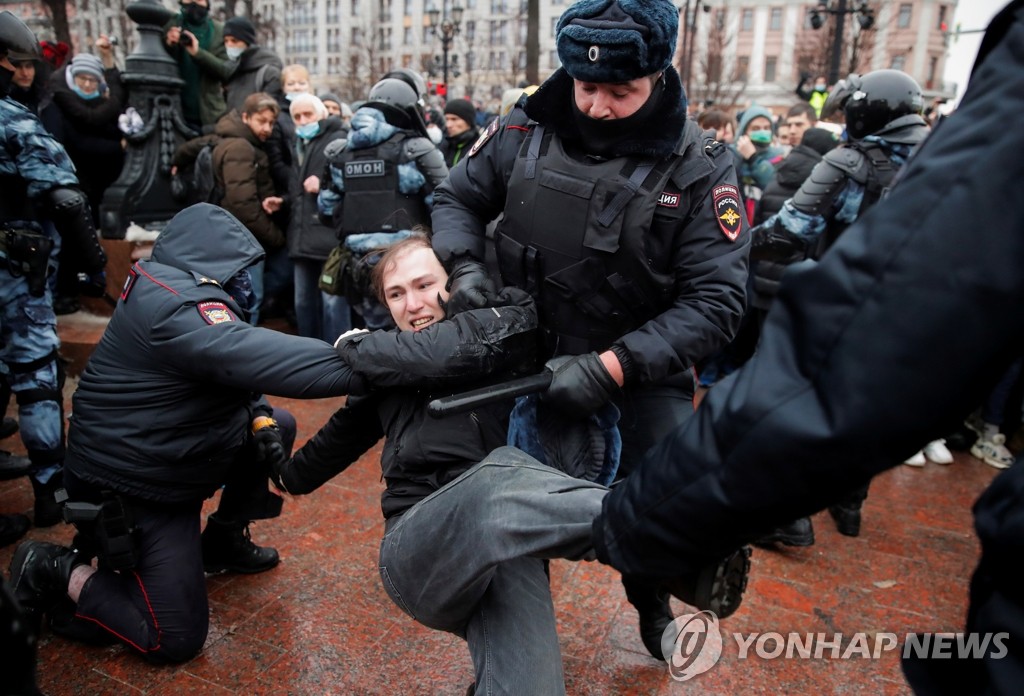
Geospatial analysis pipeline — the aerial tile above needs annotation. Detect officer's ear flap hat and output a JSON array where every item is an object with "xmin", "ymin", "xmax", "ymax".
[{"xmin": 556, "ymin": 0, "xmax": 678, "ymax": 84}]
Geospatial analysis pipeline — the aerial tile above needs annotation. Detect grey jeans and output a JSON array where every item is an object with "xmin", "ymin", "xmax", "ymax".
[{"xmin": 378, "ymin": 446, "xmax": 607, "ymax": 696}]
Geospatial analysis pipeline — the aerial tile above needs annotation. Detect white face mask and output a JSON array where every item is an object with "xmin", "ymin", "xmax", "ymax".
[{"xmin": 226, "ymin": 46, "xmax": 245, "ymax": 60}]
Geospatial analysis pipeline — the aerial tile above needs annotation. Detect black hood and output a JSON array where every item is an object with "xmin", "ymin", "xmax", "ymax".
[
  {"xmin": 150, "ymin": 204, "xmax": 265, "ymax": 284},
  {"xmin": 523, "ymin": 65, "xmax": 688, "ymax": 159}
]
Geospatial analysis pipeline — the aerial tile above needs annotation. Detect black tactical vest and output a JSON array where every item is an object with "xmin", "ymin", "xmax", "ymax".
[
  {"xmin": 0, "ymin": 173, "xmax": 34, "ymax": 225},
  {"xmin": 338, "ymin": 133, "xmax": 430, "ymax": 234},
  {"xmin": 818, "ymin": 140, "xmax": 897, "ymax": 255},
  {"xmin": 494, "ymin": 124, "xmax": 690, "ymax": 356}
]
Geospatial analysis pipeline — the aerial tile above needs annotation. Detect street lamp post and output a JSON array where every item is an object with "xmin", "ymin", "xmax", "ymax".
[
  {"xmin": 427, "ymin": 2, "xmax": 464, "ymax": 96},
  {"xmin": 810, "ymin": 0, "xmax": 875, "ymax": 85}
]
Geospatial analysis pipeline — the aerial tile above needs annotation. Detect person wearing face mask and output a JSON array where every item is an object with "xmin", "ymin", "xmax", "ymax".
[
  {"xmin": 286, "ymin": 93, "xmax": 350, "ymax": 342},
  {"xmin": 732, "ymin": 104, "xmax": 787, "ymax": 225},
  {"xmin": 219, "ymin": 16, "xmax": 283, "ymax": 114},
  {"xmin": 163, "ymin": 0, "xmax": 229, "ymax": 133},
  {"xmin": 7, "ymin": 203, "xmax": 373, "ymax": 665},
  {"xmin": 431, "ymin": 0, "xmax": 751, "ymax": 664},
  {"xmin": 41, "ymin": 41, "xmax": 125, "ymax": 314}
]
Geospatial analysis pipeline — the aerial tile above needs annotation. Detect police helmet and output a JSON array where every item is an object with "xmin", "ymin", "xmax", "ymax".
[
  {"xmin": 382, "ymin": 67, "xmax": 427, "ymax": 100},
  {"xmin": 365, "ymin": 77, "xmax": 429, "ymax": 136},
  {"xmin": 0, "ymin": 11, "xmax": 40, "ymax": 60},
  {"xmin": 822, "ymin": 70, "xmax": 923, "ymax": 140}
]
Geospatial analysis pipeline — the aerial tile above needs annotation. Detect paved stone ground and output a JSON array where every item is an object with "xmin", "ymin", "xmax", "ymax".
[{"xmin": 1, "ymin": 385, "xmax": 1000, "ymax": 695}]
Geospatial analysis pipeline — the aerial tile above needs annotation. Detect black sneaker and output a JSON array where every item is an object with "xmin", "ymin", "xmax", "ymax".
[
  {"xmin": 663, "ymin": 546, "xmax": 752, "ymax": 620},
  {"xmin": 754, "ymin": 517, "xmax": 815, "ymax": 548},
  {"xmin": 828, "ymin": 504, "xmax": 862, "ymax": 537},
  {"xmin": 623, "ymin": 576, "xmax": 674, "ymax": 660},
  {"xmin": 0, "ymin": 514, "xmax": 30, "ymax": 548},
  {"xmin": 0, "ymin": 451, "xmax": 31, "ymax": 481},
  {"xmin": 201, "ymin": 515, "xmax": 280, "ymax": 575}
]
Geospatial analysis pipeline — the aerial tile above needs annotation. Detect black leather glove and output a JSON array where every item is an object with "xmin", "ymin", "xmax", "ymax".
[
  {"xmin": 252, "ymin": 418, "xmax": 288, "ymax": 492},
  {"xmin": 444, "ymin": 258, "xmax": 497, "ymax": 315},
  {"xmin": 542, "ymin": 352, "xmax": 620, "ymax": 420}
]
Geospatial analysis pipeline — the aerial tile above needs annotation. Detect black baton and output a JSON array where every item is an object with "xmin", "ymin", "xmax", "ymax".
[{"xmin": 427, "ymin": 372, "xmax": 552, "ymax": 418}]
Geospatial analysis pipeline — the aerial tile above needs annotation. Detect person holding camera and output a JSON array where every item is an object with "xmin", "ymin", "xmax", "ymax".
[{"xmin": 163, "ymin": 0, "xmax": 228, "ymax": 133}]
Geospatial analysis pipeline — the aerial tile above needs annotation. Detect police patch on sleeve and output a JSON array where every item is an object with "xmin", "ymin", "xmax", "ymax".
[
  {"xmin": 468, "ymin": 117, "xmax": 500, "ymax": 158},
  {"xmin": 197, "ymin": 301, "xmax": 237, "ymax": 325},
  {"xmin": 712, "ymin": 184, "xmax": 743, "ymax": 241}
]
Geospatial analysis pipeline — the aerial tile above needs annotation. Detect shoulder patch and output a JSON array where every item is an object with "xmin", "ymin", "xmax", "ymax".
[
  {"xmin": 712, "ymin": 184, "xmax": 743, "ymax": 242},
  {"xmin": 197, "ymin": 301, "xmax": 237, "ymax": 325},
  {"xmin": 120, "ymin": 268, "xmax": 139, "ymax": 302},
  {"xmin": 468, "ymin": 118, "xmax": 500, "ymax": 158}
]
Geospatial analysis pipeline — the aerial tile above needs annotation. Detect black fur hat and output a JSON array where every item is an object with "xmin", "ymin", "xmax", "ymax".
[{"xmin": 556, "ymin": 0, "xmax": 678, "ymax": 83}]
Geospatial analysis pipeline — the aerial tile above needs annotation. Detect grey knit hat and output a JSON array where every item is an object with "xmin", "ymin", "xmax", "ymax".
[{"xmin": 556, "ymin": 0, "xmax": 678, "ymax": 83}]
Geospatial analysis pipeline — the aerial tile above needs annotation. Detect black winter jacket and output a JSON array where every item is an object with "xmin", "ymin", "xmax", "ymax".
[
  {"xmin": 432, "ymin": 67, "xmax": 749, "ymax": 386},
  {"xmin": 595, "ymin": 3, "xmax": 1024, "ymax": 692},
  {"xmin": 287, "ymin": 116, "xmax": 346, "ymax": 260},
  {"xmin": 282, "ymin": 288, "xmax": 538, "ymax": 519},
  {"xmin": 754, "ymin": 128, "xmax": 837, "ymax": 224},
  {"xmin": 67, "ymin": 204, "xmax": 362, "ymax": 503},
  {"xmin": 223, "ymin": 46, "xmax": 283, "ymax": 113}
]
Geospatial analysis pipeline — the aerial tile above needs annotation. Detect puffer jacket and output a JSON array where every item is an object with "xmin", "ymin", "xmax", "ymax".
[
  {"xmin": 212, "ymin": 110, "xmax": 285, "ymax": 249},
  {"xmin": 282, "ymin": 287, "xmax": 538, "ymax": 519},
  {"xmin": 67, "ymin": 203, "xmax": 361, "ymax": 503}
]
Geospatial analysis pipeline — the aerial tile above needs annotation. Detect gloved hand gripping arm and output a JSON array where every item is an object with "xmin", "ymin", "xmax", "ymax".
[{"xmin": 443, "ymin": 256, "xmax": 498, "ymax": 315}]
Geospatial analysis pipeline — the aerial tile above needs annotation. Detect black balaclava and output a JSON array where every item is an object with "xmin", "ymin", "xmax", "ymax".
[
  {"xmin": 181, "ymin": 2, "xmax": 209, "ymax": 26},
  {"xmin": 570, "ymin": 74, "xmax": 666, "ymax": 158}
]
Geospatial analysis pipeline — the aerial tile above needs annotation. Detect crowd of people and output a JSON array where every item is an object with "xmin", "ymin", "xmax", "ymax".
[{"xmin": 3, "ymin": 0, "xmax": 1024, "ymax": 693}]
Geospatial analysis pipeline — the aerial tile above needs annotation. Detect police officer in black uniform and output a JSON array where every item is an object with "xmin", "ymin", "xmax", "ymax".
[
  {"xmin": 8, "ymin": 204, "xmax": 370, "ymax": 663},
  {"xmin": 318, "ymin": 76, "xmax": 448, "ymax": 329},
  {"xmin": 431, "ymin": 0, "xmax": 751, "ymax": 661},
  {"xmin": 1, "ymin": 11, "xmax": 107, "ymax": 535},
  {"xmin": 749, "ymin": 69, "xmax": 930, "ymax": 547}
]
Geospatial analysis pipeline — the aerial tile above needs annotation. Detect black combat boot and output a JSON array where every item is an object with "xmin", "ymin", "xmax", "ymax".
[
  {"xmin": 754, "ymin": 517, "xmax": 815, "ymax": 548},
  {"xmin": 663, "ymin": 545, "xmax": 752, "ymax": 621},
  {"xmin": 828, "ymin": 503, "xmax": 862, "ymax": 537},
  {"xmin": 623, "ymin": 576, "xmax": 675, "ymax": 660},
  {"xmin": 201, "ymin": 514, "xmax": 280, "ymax": 574},
  {"xmin": 0, "ymin": 416, "xmax": 18, "ymax": 440},
  {"xmin": 0, "ymin": 513, "xmax": 30, "ymax": 548},
  {"xmin": 0, "ymin": 451, "xmax": 31, "ymax": 481},
  {"xmin": 8, "ymin": 541, "xmax": 83, "ymax": 623},
  {"xmin": 29, "ymin": 473, "xmax": 65, "ymax": 528}
]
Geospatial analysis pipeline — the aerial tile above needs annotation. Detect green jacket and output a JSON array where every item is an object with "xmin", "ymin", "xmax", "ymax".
[{"xmin": 163, "ymin": 13, "xmax": 228, "ymax": 130}]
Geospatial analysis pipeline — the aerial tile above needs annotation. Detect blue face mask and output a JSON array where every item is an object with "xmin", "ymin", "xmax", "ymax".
[
  {"xmin": 224, "ymin": 269, "xmax": 255, "ymax": 314},
  {"xmin": 295, "ymin": 121, "xmax": 320, "ymax": 140},
  {"xmin": 226, "ymin": 46, "xmax": 245, "ymax": 60},
  {"xmin": 72, "ymin": 85, "xmax": 102, "ymax": 100},
  {"xmin": 285, "ymin": 91, "xmax": 309, "ymax": 102}
]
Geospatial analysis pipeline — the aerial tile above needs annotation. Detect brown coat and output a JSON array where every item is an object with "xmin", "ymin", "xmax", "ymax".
[{"xmin": 211, "ymin": 110, "xmax": 285, "ymax": 250}]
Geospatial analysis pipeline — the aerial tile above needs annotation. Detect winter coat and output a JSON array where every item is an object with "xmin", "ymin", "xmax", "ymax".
[
  {"xmin": 163, "ymin": 13, "xmax": 228, "ymax": 129},
  {"xmin": 754, "ymin": 127, "xmax": 838, "ymax": 224},
  {"xmin": 223, "ymin": 45, "xmax": 283, "ymax": 113},
  {"xmin": 441, "ymin": 125, "xmax": 479, "ymax": 169},
  {"xmin": 212, "ymin": 110, "xmax": 285, "ymax": 250},
  {"xmin": 594, "ymin": 3, "xmax": 1024, "ymax": 692},
  {"xmin": 287, "ymin": 116, "xmax": 346, "ymax": 260},
  {"xmin": 67, "ymin": 203, "xmax": 362, "ymax": 503},
  {"xmin": 281, "ymin": 287, "xmax": 538, "ymax": 519},
  {"xmin": 41, "ymin": 65, "xmax": 126, "ymax": 221}
]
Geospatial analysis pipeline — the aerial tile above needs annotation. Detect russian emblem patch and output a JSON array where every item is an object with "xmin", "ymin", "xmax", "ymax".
[
  {"xmin": 198, "ymin": 301, "xmax": 237, "ymax": 325},
  {"xmin": 712, "ymin": 184, "xmax": 743, "ymax": 241},
  {"xmin": 468, "ymin": 117, "xmax": 500, "ymax": 158}
]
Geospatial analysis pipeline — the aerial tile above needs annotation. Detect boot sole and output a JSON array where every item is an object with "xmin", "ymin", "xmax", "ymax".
[{"xmin": 691, "ymin": 546, "xmax": 752, "ymax": 619}]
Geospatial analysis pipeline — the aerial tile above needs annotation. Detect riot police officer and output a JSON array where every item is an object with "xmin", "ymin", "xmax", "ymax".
[
  {"xmin": 749, "ymin": 69, "xmax": 930, "ymax": 545},
  {"xmin": 430, "ymin": 0, "xmax": 751, "ymax": 661},
  {"xmin": 0, "ymin": 11, "xmax": 107, "ymax": 530},
  {"xmin": 318, "ymin": 76, "xmax": 447, "ymax": 329}
]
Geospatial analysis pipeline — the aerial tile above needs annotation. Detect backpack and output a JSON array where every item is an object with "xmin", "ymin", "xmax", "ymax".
[{"xmin": 191, "ymin": 138, "xmax": 225, "ymax": 205}]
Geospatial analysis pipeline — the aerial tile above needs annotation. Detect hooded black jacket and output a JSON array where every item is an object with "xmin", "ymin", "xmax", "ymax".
[
  {"xmin": 67, "ymin": 204, "xmax": 361, "ymax": 503},
  {"xmin": 287, "ymin": 115, "xmax": 346, "ymax": 261}
]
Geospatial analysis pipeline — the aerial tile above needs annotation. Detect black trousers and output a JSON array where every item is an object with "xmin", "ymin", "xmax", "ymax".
[{"xmin": 63, "ymin": 409, "xmax": 296, "ymax": 663}]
